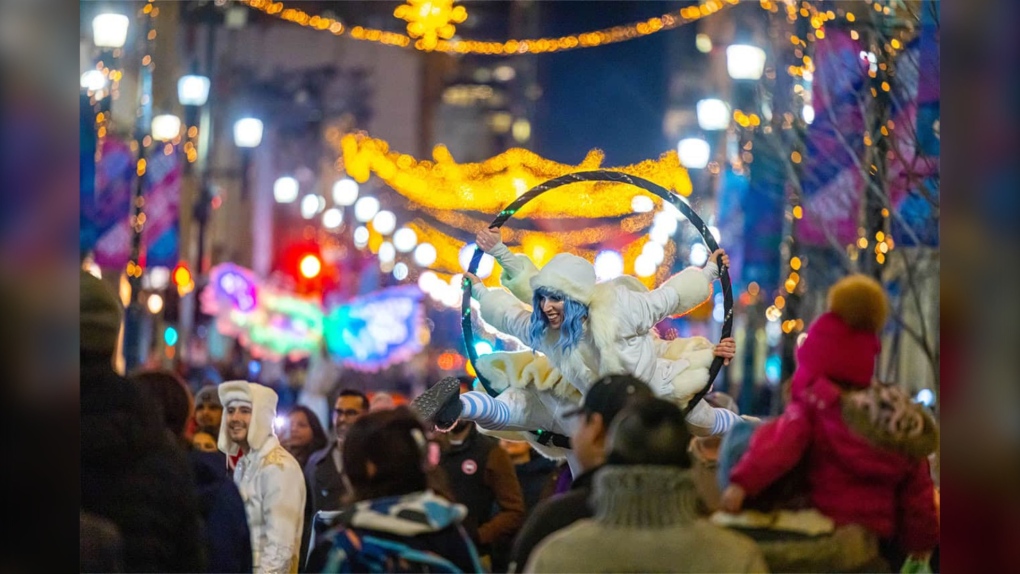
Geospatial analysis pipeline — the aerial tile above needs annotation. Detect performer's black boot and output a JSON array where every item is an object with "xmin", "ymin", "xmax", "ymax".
[{"xmin": 410, "ymin": 376, "xmax": 463, "ymax": 430}]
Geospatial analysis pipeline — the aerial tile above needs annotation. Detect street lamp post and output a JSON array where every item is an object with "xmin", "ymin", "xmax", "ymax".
[
  {"xmin": 91, "ymin": 13, "xmax": 130, "ymax": 117},
  {"xmin": 122, "ymin": 9, "xmax": 155, "ymax": 373},
  {"xmin": 727, "ymin": 36, "xmax": 767, "ymax": 414},
  {"xmin": 177, "ymin": 12, "xmax": 218, "ymax": 360},
  {"xmin": 232, "ymin": 116, "xmax": 263, "ymax": 201},
  {"xmin": 192, "ymin": 116, "xmax": 262, "ymax": 285}
]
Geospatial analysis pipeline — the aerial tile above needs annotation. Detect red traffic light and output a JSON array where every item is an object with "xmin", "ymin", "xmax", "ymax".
[{"xmin": 299, "ymin": 254, "xmax": 322, "ymax": 279}]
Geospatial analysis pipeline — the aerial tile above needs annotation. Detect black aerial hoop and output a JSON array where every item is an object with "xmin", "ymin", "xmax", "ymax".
[{"xmin": 460, "ymin": 170, "xmax": 733, "ymax": 416}]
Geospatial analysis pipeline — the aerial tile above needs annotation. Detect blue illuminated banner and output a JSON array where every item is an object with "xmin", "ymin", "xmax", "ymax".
[{"xmin": 324, "ymin": 285, "xmax": 426, "ymax": 372}]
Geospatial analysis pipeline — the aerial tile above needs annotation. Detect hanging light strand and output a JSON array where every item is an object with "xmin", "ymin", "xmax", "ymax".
[{"xmin": 239, "ymin": 0, "xmax": 739, "ymax": 55}]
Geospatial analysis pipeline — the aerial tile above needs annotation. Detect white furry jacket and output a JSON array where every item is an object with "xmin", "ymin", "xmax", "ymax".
[
  {"xmin": 219, "ymin": 382, "xmax": 307, "ymax": 574},
  {"xmin": 471, "ymin": 244, "xmax": 718, "ymax": 405}
]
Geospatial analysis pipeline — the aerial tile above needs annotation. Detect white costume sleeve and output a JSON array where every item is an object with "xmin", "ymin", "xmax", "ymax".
[
  {"xmin": 472, "ymin": 284, "xmax": 534, "ymax": 344},
  {"xmin": 489, "ymin": 242, "xmax": 540, "ymax": 303},
  {"xmin": 616, "ymin": 267, "xmax": 713, "ymax": 335},
  {"xmin": 257, "ymin": 461, "xmax": 306, "ymax": 574}
]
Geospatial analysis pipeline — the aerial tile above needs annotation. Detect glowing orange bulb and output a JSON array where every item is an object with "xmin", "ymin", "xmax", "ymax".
[{"xmin": 299, "ymin": 254, "xmax": 322, "ymax": 279}]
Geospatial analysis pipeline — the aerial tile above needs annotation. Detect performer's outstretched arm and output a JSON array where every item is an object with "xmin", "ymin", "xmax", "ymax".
[
  {"xmin": 617, "ymin": 249, "xmax": 728, "ymax": 335},
  {"xmin": 477, "ymin": 227, "xmax": 539, "ymax": 303},
  {"xmin": 467, "ymin": 273, "xmax": 534, "ymax": 344}
]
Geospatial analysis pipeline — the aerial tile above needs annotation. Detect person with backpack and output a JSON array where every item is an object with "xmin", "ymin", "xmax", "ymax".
[{"xmin": 306, "ymin": 407, "xmax": 483, "ymax": 573}]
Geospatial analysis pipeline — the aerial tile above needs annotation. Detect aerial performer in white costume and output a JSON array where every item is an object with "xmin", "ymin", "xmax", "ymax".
[{"xmin": 413, "ymin": 227, "xmax": 742, "ymax": 464}]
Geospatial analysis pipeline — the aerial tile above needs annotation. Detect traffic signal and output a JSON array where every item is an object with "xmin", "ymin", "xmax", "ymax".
[
  {"xmin": 299, "ymin": 253, "xmax": 322, "ymax": 279},
  {"xmin": 280, "ymin": 241, "xmax": 331, "ymax": 296},
  {"xmin": 164, "ymin": 326, "xmax": 179, "ymax": 347},
  {"xmin": 172, "ymin": 262, "xmax": 193, "ymax": 291}
]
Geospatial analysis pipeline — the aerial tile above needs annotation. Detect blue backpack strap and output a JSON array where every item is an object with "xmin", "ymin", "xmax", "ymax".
[
  {"xmin": 359, "ymin": 535, "xmax": 463, "ymax": 573},
  {"xmin": 457, "ymin": 524, "xmax": 484, "ymax": 573},
  {"xmin": 322, "ymin": 528, "xmax": 363, "ymax": 573}
]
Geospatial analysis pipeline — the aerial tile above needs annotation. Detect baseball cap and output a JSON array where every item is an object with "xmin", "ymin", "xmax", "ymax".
[{"xmin": 563, "ymin": 374, "xmax": 655, "ymax": 426}]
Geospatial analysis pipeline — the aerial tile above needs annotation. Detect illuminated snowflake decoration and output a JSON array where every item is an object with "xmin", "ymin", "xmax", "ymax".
[{"xmin": 393, "ymin": 0, "xmax": 467, "ymax": 51}]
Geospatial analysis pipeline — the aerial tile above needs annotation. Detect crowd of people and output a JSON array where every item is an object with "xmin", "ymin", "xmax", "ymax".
[{"xmin": 81, "ymin": 253, "xmax": 939, "ymax": 572}]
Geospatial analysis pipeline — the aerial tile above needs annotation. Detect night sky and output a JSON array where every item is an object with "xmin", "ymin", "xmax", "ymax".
[{"xmin": 532, "ymin": 1, "xmax": 676, "ymax": 166}]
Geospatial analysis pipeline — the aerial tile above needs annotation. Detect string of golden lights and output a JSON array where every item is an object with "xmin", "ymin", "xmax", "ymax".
[
  {"xmin": 750, "ymin": 0, "xmax": 919, "ymax": 333},
  {"xmin": 330, "ymin": 132, "xmax": 694, "ymax": 218},
  {"xmin": 239, "ymin": 0, "xmax": 739, "ymax": 55},
  {"xmin": 327, "ymin": 132, "xmax": 691, "ymax": 287},
  {"xmin": 125, "ymin": 0, "xmax": 160, "ymax": 283}
]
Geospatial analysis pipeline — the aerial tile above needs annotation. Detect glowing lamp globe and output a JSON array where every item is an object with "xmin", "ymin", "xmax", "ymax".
[
  {"xmin": 414, "ymin": 243, "xmax": 437, "ymax": 267},
  {"xmin": 697, "ymin": 98, "xmax": 731, "ymax": 131},
  {"xmin": 273, "ymin": 176, "xmax": 299, "ymax": 204},
  {"xmin": 81, "ymin": 70, "xmax": 107, "ymax": 92},
  {"xmin": 726, "ymin": 44, "xmax": 767, "ymax": 80},
  {"xmin": 393, "ymin": 227, "xmax": 418, "ymax": 252},
  {"xmin": 372, "ymin": 210, "xmax": 397, "ymax": 235},
  {"xmin": 332, "ymin": 178, "xmax": 359, "ymax": 206},
  {"xmin": 233, "ymin": 117, "xmax": 263, "ymax": 148},
  {"xmin": 299, "ymin": 254, "xmax": 322, "ymax": 279},
  {"xmin": 354, "ymin": 196, "xmax": 380, "ymax": 223},
  {"xmin": 151, "ymin": 114, "xmax": 182, "ymax": 142},
  {"xmin": 677, "ymin": 137, "xmax": 710, "ymax": 169},
  {"xmin": 177, "ymin": 74, "xmax": 211, "ymax": 107},
  {"xmin": 92, "ymin": 13, "xmax": 129, "ymax": 48}
]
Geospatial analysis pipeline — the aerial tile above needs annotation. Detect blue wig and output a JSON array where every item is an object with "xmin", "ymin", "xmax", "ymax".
[{"xmin": 529, "ymin": 287, "xmax": 588, "ymax": 354}]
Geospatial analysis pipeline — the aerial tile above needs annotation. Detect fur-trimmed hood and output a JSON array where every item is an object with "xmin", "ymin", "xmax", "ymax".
[
  {"xmin": 217, "ymin": 380, "xmax": 280, "ymax": 457},
  {"xmin": 841, "ymin": 383, "xmax": 939, "ymax": 459},
  {"xmin": 529, "ymin": 253, "xmax": 597, "ymax": 304}
]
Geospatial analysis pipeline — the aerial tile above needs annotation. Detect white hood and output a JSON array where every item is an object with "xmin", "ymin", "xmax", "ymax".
[{"xmin": 217, "ymin": 380, "xmax": 279, "ymax": 456}]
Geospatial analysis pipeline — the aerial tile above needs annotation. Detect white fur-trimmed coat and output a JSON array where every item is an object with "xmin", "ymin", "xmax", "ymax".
[
  {"xmin": 218, "ymin": 382, "xmax": 306, "ymax": 574},
  {"xmin": 472, "ymin": 247, "xmax": 718, "ymax": 406}
]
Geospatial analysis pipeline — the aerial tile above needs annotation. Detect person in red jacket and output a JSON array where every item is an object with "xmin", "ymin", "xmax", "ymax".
[{"xmin": 720, "ymin": 274, "xmax": 939, "ymax": 568}]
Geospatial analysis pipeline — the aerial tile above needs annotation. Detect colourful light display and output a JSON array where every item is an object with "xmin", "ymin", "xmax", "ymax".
[{"xmin": 323, "ymin": 285, "xmax": 426, "ymax": 372}]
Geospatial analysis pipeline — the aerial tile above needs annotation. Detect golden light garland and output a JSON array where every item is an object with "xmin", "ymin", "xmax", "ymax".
[
  {"xmin": 239, "ymin": 0, "xmax": 738, "ymax": 55},
  {"xmin": 753, "ymin": 0, "xmax": 921, "ymax": 331},
  {"xmin": 414, "ymin": 205, "xmax": 656, "ymax": 247},
  {"xmin": 330, "ymin": 132, "xmax": 693, "ymax": 219},
  {"xmin": 128, "ymin": 0, "xmax": 160, "ymax": 281},
  {"xmin": 327, "ymin": 132, "xmax": 688, "ymax": 286}
]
